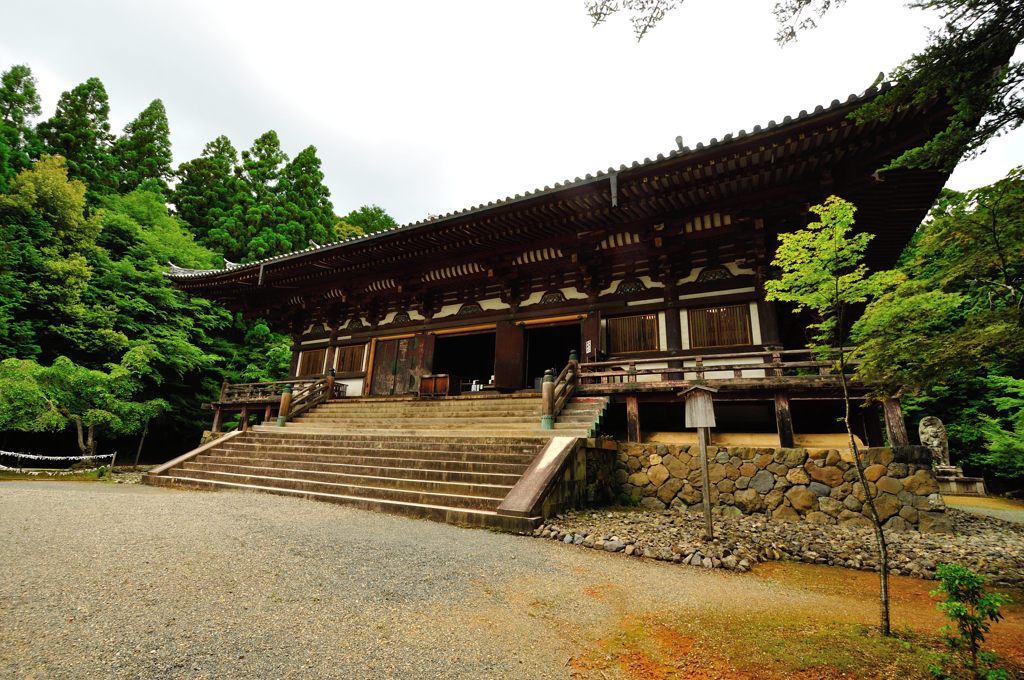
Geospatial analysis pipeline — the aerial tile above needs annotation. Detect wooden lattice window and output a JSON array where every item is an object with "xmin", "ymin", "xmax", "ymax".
[
  {"xmin": 687, "ymin": 304, "xmax": 752, "ymax": 349},
  {"xmin": 607, "ymin": 314, "xmax": 659, "ymax": 353},
  {"xmin": 297, "ymin": 348, "xmax": 327, "ymax": 377},
  {"xmin": 334, "ymin": 344, "xmax": 366, "ymax": 373}
]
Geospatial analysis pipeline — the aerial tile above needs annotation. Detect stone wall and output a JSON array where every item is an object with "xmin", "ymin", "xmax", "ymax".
[
  {"xmin": 534, "ymin": 441, "xmax": 617, "ymax": 518},
  {"xmin": 615, "ymin": 443, "xmax": 951, "ymax": 532}
]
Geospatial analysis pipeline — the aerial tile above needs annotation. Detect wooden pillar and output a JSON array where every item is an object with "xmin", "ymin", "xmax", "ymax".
[
  {"xmin": 263, "ymin": 404, "xmax": 273, "ymax": 423},
  {"xmin": 288, "ymin": 343, "xmax": 301, "ymax": 378},
  {"xmin": 663, "ymin": 298, "xmax": 684, "ymax": 379},
  {"xmin": 863, "ymin": 403, "xmax": 885, "ymax": 447},
  {"xmin": 494, "ymin": 320, "xmax": 525, "ymax": 390},
  {"xmin": 755, "ymin": 265, "xmax": 782, "ymax": 347},
  {"xmin": 774, "ymin": 392, "xmax": 795, "ymax": 448},
  {"xmin": 240, "ymin": 407, "xmax": 250, "ymax": 432},
  {"xmin": 882, "ymin": 398, "xmax": 909, "ymax": 447},
  {"xmin": 581, "ymin": 311, "xmax": 602, "ymax": 362},
  {"xmin": 626, "ymin": 394, "xmax": 641, "ymax": 443},
  {"xmin": 211, "ymin": 408, "xmax": 223, "ymax": 434},
  {"xmin": 324, "ymin": 323, "xmax": 340, "ymax": 373}
]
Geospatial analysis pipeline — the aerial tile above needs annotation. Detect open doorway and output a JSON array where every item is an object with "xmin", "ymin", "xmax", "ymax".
[
  {"xmin": 525, "ymin": 323, "xmax": 581, "ymax": 389},
  {"xmin": 431, "ymin": 332, "xmax": 496, "ymax": 387}
]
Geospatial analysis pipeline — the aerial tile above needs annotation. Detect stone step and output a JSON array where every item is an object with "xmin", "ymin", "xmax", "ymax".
[
  {"xmin": 180, "ymin": 461, "xmax": 515, "ymax": 498},
  {"xmin": 289, "ymin": 416, "xmax": 596, "ymax": 428},
  {"xmin": 144, "ymin": 474, "xmax": 539, "ymax": 531},
  {"xmin": 260, "ymin": 428, "xmax": 598, "ymax": 438},
  {"xmin": 308, "ymin": 403, "xmax": 596, "ymax": 416},
  {"xmin": 244, "ymin": 427, "xmax": 552, "ymax": 444},
  {"xmin": 211, "ymin": 445, "xmax": 537, "ymax": 466},
  {"xmin": 199, "ymin": 454, "xmax": 528, "ymax": 481},
  {"xmin": 164, "ymin": 468, "xmax": 503, "ymax": 510},
  {"xmin": 219, "ymin": 438, "xmax": 542, "ymax": 456}
]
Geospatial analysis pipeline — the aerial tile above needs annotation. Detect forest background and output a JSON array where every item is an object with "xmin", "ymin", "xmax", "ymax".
[{"xmin": 0, "ymin": 63, "xmax": 1020, "ymax": 485}]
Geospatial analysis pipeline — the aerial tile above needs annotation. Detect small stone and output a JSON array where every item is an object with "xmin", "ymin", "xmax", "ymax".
[
  {"xmin": 648, "ymin": 464, "xmax": 670, "ymax": 486},
  {"xmin": 657, "ymin": 478, "xmax": 684, "ymax": 504},
  {"xmin": 749, "ymin": 470, "xmax": 775, "ymax": 493},
  {"xmin": 774, "ymin": 448, "xmax": 808, "ymax": 467},
  {"xmin": 648, "ymin": 454, "xmax": 663, "ymax": 466},
  {"xmin": 808, "ymin": 481, "xmax": 831, "ymax": 497},
  {"xmin": 604, "ymin": 540, "xmax": 625, "ymax": 552},
  {"xmin": 864, "ymin": 464, "xmax": 888, "ymax": 482},
  {"xmin": 785, "ymin": 486, "xmax": 817, "ymax": 513},
  {"xmin": 876, "ymin": 476, "xmax": 902, "ymax": 495},
  {"xmin": 805, "ymin": 511, "xmax": 834, "ymax": 524},
  {"xmin": 715, "ymin": 451, "xmax": 730, "ymax": 464},
  {"xmin": 786, "ymin": 467, "xmax": 811, "ymax": 485},
  {"xmin": 883, "ymin": 516, "xmax": 913, "ymax": 532},
  {"xmin": 843, "ymin": 494, "xmax": 863, "ymax": 512},
  {"xmin": 563, "ymin": 534, "xmax": 574, "ymax": 544},
  {"xmin": 733, "ymin": 488, "xmax": 764, "ymax": 514},
  {"xmin": 804, "ymin": 461, "xmax": 844, "ymax": 487},
  {"xmin": 627, "ymin": 471, "xmax": 649, "ymax": 487},
  {"xmin": 919, "ymin": 511, "xmax": 954, "ymax": 534},
  {"xmin": 902, "ymin": 469, "xmax": 940, "ymax": 496},
  {"xmin": 817, "ymin": 496, "xmax": 843, "ymax": 517},
  {"xmin": 772, "ymin": 505, "xmax": 800, "ymax": 522},
  {"xmin": 625, "ymin": 544, "xmax": 636, "ymax": 556}
]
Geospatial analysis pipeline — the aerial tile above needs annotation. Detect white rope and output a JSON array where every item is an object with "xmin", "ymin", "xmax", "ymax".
[
  {"xmin": 0, "ymin": 463, "xmax": 108, "ymax": 475},
  {"xmin": 0, "ymin": 451, "xmax": 115, "ymax": 461}
]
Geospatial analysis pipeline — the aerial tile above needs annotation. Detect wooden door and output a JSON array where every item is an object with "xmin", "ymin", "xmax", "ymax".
[
  {"xmin": 493, "ymin": 320, "xmax": 525, "ymax": 390},
  {"xmin": 370, "ymin": 337, "xmax": 419, "ymax": 396}
]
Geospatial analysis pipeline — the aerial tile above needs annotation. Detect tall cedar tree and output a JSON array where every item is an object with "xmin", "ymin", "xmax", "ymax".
[
  {"xmin": 173, "ymin": 135, "xmax": 250, "ymax": 256},
  {"xmin": 37, "ymin": 77, "xmax": 117, "ymax": 199},
  {"xmin": 114, "ymin": 99, "xmax": 172, "ymax": 193},
  {"xmin": 0, "ymin": 64, "xmax": 42, "ymax": 192},
  {"xmin": 175, "ymin": 131, "xmax": 340, "ymax": 262}
]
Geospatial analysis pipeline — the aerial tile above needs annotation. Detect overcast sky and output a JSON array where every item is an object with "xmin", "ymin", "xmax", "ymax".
[{"xmin": 2, "ymin": 0, "xmax": 1021, "ymax": 225}]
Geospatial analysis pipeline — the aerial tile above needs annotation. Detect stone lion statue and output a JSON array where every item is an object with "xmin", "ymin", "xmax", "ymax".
[{"xmin": 919, "ymin": 416, "xmax": 950, "ymax": 467}]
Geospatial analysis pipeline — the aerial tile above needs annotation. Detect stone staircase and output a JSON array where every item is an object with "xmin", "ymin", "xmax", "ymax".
[{"xmin": 144, "ymin": 394, "xmax": 607, "ymax": 530}]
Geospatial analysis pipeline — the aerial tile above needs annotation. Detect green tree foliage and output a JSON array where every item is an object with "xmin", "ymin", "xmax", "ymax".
[
  {"xmin": 852, "ymin": 168, "xmax": 1024, "ymax": 474},
  {"xmin": 0, "ymin": 154, "xmax": 290, "ymax": 453},
  {"xmin": 0, "ymin": 64, "xmax": 42, "ymax": 192},
  {"xmin": 930, "ymin": 563, "xmax": 1011, "ymax": 679},
  {"xmin": 173, "ymin": 132, "xmax": 342, "ymax": 262},
  {"xmin": 0, "ymin": 348, "xmax": 167, "ymax": 456},
  {"xmin": 765, "ymin": 195, "xmax": 894, "ymax": 637},
  {"xmin": 340, "ymin": 204, "xmax": 398, "ymax": 235},
  {"xmin": 172, "ymin": 135, "xmax": 249, "ymax": 253},
  {"xmin": 586, "ymin": 0, "xmax": 1024, "ymax": 170},
  {"xmin": 114, "ymin": 99, "xmax": 172, "ymax": 193},
  {"xmin": 37, "ymin": 77, "xmax": 117, "ymax": 198}
]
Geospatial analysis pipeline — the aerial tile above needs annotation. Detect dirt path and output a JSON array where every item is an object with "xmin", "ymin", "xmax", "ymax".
[
  {"xmin": 2, "ymin": 482, "xmax": 1021, "ymax": 679},
  {"xmin": 945, "ymin": 494, "xmax": 1024, "ymax": 524}
]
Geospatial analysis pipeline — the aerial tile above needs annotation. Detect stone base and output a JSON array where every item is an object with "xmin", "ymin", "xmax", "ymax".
[{"xmin": 937, "ymin": 476, "xmax": 987, "ymax": 497}]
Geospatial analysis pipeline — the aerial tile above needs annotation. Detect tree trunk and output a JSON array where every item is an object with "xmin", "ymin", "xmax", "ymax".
[
  {"xmin": 840, "ymin": 361, "xmax": 891, "ymax": 636},
  {"xmin": 133, "ymin": 419, "xmax": 150, "ymax": 470},
  {"xmin": 73, "ymin": 417, "xmax": 88, "ymax": 457}
]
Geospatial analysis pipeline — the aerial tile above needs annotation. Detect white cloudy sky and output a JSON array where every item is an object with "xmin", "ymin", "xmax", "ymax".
[{"xmin": 1, "ymin": 0, "xmax": 1021, "ymax": 225}]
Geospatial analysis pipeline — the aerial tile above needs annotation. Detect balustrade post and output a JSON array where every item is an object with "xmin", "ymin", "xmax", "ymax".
[
  {"xmin": 627, "ymin": 361, "xmax": 637, "ymax": 383},
  {"xmin": 219, "ymin": 380, "xmax": 229, "ymax": 401},
  {"xmin": 326, "ymin": 368, "xmax": 336, "ymax": 400},
  {"xmin": 540, "ymin": 369, "xmax": 555, "ymax": 430},
  {"xmin": 211, "ymin": 407, "xmax": 223, "ymax": 434},
  {"xmin": 276, "ymin": 384, "xmax": 293, "ymax": 427}
]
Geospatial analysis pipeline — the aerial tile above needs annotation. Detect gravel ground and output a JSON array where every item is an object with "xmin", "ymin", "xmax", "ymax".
[
  {"xmin": 0, "ymin": 482, "xmax": 854, "ymax": 680},
  {"xmin": 944, "ymin": 495, "xmax": 1024, "ymax": 524},
  {"xmin": 540, "ymin": 505, "xmax": 1024, "ymax": 585}
]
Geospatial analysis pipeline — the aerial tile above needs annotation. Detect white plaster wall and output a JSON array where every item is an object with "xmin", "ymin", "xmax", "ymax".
[
  {"xmin": 679, "ymin": 310, "xmax": 690, "ymax": 350},
  {"xmin": 678, "ymin": 286, "xmax": 756, "ymax": 301},
  {"xmin": 337, "ymin": 378, "xmax": 364, "ymax": 396},
  {"xmin": 749, "ymin": 302, "xmax": 762, "ymax": 345},
  {"xmin": 657, "ymin": 312, "xmax": 667, "ymax": 351}
]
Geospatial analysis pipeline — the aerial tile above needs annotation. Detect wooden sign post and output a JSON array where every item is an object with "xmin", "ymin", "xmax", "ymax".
[{"xmin": 680, "ymin": 385, "xmax": 719, "ymax": 541}]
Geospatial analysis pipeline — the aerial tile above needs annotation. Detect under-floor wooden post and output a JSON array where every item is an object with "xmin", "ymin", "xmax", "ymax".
[
  {"xmin": 774, "ymin": 392, "xmax": 795, "ymax": 448},
  {"xmin": 263, "ymin": 404, "xmax": 273, "ymax": 423},
  {"xmin": 211, "ymin": 408, "xmax": 223, "ymax": 434},
  {"xmin": 882, "ymin": 398, "xmax": 909, "ymax": 447},
  {"xmin": 863, "ymin": 404, "xmax": 885, "ymax": 447},
  {"xmin": 241, "ymin": 407, "xmax": 249, "ymax": 432},
  {"xmin": 626, "ymin": 394, "xmax": 641, "ymax": 443}
]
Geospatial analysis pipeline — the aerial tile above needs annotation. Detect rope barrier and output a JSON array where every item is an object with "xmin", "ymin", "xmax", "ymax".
[{"xmin": 0, "ymin": 451, "xmax": 116, "ymax": 461}]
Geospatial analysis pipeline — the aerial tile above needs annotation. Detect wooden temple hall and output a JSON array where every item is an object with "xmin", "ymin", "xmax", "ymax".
[{"xmin": 168, "ymin": 85, "xmax": 950, "ymax": 449}]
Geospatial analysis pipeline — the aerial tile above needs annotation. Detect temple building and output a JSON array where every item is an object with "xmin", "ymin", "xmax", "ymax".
[{"xmin": 168, "ymin": 83, "xmax": 948, "ymax": 448}]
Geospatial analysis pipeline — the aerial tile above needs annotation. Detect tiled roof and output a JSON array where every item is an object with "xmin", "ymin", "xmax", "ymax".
[{"xmin": 167, "ymin": 81, "xmax": 891, "ymax": 280}]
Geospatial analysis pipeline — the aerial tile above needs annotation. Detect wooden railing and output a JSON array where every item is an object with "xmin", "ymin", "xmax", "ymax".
[
  {"xmin": 577, "ymin": 348, "xmax": 857, "ymax": 385},
  {"xmin": 541, "ymin": 351, "xmax": 579, "ymax": 429},
  {"xmin": 210, "ymin": 372, "xmax": 341, "ymax": 432}
]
